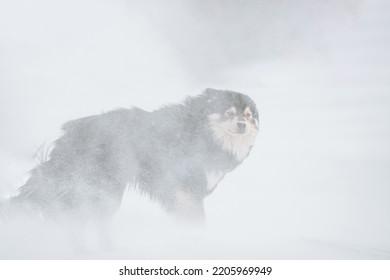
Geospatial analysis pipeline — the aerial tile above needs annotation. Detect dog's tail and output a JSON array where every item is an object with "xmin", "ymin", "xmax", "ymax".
[
  {"xmin": 0, "ymin": 163, "xmax": 51, "ymax": 224},
  {"xmin": 0, "ymin": 188, "xmax": 42, "ymax": 224},
  {"xmin": 1, "ymin": 142, "xmax": 57, "ymax": 224}
]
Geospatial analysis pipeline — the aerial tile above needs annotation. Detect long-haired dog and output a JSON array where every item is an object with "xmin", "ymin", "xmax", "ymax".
[{"xmin": 1, "ymin": 88, "xmax": 259, "ymax": 246}]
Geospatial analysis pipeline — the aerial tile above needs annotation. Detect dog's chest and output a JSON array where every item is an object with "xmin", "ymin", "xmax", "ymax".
[{"xmin": 206, "ymin": 170, "xmax": 225, "ymax": 192}]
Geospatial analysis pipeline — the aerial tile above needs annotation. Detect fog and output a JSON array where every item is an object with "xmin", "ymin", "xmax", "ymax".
[{"xmin": 1, "ymin": 0, "xmax": 390, "ymax": 259}]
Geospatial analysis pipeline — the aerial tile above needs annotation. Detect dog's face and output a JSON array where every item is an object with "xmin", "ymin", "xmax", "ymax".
[
  {"xmin": 212, "ymin": 105, "xmax": 258, "ymax": 135},
  {"xmin": 203, "ymin": 89, "xmax": 259, "ymax": 161}
]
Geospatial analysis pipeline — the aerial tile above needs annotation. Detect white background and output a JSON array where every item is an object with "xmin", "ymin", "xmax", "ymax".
[{"xmin": 0, "ymin": 0, "xmax": 389, "ymax": 259}]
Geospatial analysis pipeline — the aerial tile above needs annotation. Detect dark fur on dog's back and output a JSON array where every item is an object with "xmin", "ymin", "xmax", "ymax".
[{"xmin": 2, "ymin": 88, "xmax": 259, "ymax": 226}]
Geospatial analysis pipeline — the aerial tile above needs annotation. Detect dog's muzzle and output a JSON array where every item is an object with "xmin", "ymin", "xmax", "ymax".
[{"xmin": 236, "ymin": 122, "xmax": 247, "ymax": 133}]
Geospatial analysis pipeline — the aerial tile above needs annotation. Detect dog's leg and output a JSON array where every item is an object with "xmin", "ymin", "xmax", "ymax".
[
  {"xmin": 93, "ymin": 186, "xmax": 124, "ymax": 251},
  {"xmin": 174, "ymin": 189, "xmax": 205, "ymax": 224},
  {"xmin": 64, "ymin": 217, "xmax": 89, "ymax": 253},
  {"xmin": 96, "ymin": 216, "xmax": 114, "ymax": 250}
]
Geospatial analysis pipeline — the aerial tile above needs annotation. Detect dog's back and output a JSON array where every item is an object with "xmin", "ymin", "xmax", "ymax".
[{"xmin": 4, "ymin": 108, "xmax": 149, "ymax": 223}]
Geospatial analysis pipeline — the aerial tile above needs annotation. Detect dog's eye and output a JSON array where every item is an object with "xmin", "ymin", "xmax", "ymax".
[{"xmin": 245, "ymin": 112, "xmax": 252, "ymax": 118}]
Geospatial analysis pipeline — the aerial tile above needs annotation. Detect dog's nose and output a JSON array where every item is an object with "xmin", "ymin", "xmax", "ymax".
[{"xmin": 237, "ymin": 122, "xmax": 246, "ymax": 131}]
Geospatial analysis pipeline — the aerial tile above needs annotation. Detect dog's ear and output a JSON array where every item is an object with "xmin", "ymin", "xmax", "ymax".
[
  {"xmin": 203, "ymin": 88, "xmax": 224, "ymax": 103},
  {"xmin": 184, "ymin": 88, "xmax": 223, "ymax": 115}
]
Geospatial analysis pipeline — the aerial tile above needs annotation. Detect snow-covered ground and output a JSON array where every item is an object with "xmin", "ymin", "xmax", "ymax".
[{"xmin": 1, "ymin": 0, "xmax": 389, "ymax": 259}]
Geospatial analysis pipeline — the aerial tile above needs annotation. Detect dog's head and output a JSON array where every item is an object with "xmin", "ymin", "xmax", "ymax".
[{"xmin": 199, "ymin": 88, "xmax": 260, "ymax": 161}]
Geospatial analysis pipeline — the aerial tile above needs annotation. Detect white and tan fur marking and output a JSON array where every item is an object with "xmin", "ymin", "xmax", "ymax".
[
  {"xmin": 208, "ymin": 107, "xmax": 259, "ymax": 162},
  {"xmin": 206, "ymin": 170, "xmax": 225, "ymax": 192}
]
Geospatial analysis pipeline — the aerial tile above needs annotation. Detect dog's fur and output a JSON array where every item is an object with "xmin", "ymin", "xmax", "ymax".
[{"xmin": 1, "ymin": 88, "xmax": 259, "ymax": 234}]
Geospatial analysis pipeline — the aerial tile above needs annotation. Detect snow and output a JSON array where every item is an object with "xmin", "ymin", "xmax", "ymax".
[{"xmin": 1, "ymin": 0, "xmax": 390, "ymax": 259}]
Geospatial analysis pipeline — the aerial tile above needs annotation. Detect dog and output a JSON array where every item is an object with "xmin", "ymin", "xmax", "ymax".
[{"xmin": 1, "ymin": 88, "xmax": 259, "ymax": 245}]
